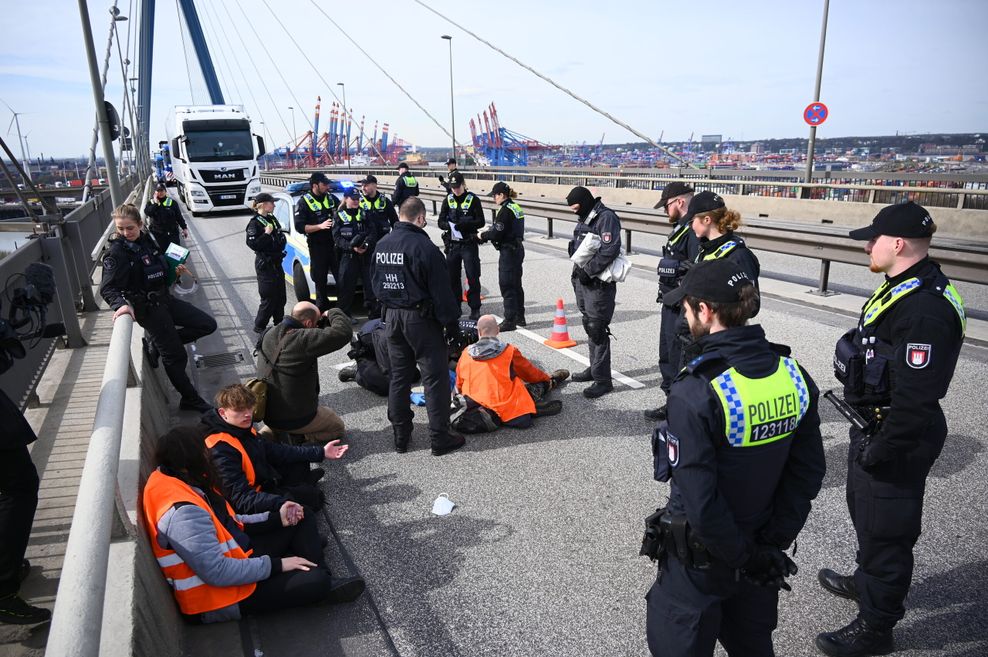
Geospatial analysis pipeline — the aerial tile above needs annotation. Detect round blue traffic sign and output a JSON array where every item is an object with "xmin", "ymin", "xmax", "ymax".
[{"xmin": 804, "ymin": 102, "xmax": 829, "ymax": 126}]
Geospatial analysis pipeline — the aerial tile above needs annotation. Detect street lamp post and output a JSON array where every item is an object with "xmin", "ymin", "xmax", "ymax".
[
  {"xmin": 441, "ymin": 35, "xmax": 456, "ymax": 161},
  {"xmin": 337, "ymin": 82, "xmax": 350, "ymax": 167},
  {"xmin": 288, "ymin": 106, "xmax": 296, "ymax": 168},
  {"xmin": 804, "ymin": 0, "xmax": 830, "ymax": 184}
]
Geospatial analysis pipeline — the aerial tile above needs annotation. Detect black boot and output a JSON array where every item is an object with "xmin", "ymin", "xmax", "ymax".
[
  {"xmin": 142, "ymin": 337, "xmax": 160, "ymax": 369},
  {"xmin": 534, "ymin": 399, "xmax": 563, "ymax": 417},
  {"xmin": 179, "ymin": 395, "xmax": 212, "ymax": 414},
  {"xmin": 431, "ymin": 432, "xmax": 466, "ymax": 457},
  {"xmin": 815, "ymin": 617, "xmax": 894, "ymax": 657},
  {"xmin": 498, "ymin": 319, "xmax": 517, "ymax": 332},
  {"xmin": 394, "ymin": 426, "xmax": 411, "ymax": 453},
  {"xmin": 571, "ymin": 368, "xmax": 593, "ymax": 383},
  {"xmin": 338, "ymin": 366, "xmax": 357, "ymax": 383},
  {"xmin": 818, "ymin": 568, "xmax": 859, "ymax": 602},
  {"xmin": 324, "ymin": 576, "xmax": 366, "ymax": 604},
  {"xmin": 0, "ymin": 594, "xmax": 51, "ymax": 625},
  {"xmin": 583, "ymin": 380, "xmax": 614, "ymax": 399}
]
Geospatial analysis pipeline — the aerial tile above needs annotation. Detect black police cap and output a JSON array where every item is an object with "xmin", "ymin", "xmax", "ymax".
[
  {"xmin": 654, "ymin": 181, "xmax": 694, "ymax": 210},
  {"xmin": 396, "ymin": 162, "xmax": 409, "ymax": 170},
  {"xmin": 253, "ymin": 192, "xmax": 275, "ymax": 204},
  {"xmin": 683, "ymin": 190, "xmax": 726, "ymax": 223},
  {"xmin": 448, "ymin": 172, "xmax": 465, "ymax": 187},
  {"xmin": 446, "ymin": 158, "xmax": 457, "ymax": 165},
  {"xmin": 358, "ymin": 175, "xmax": 378, "ymax": 184},
  {"xmin": 662, "ymin": 259, "xmax": 754, "ymax": 308},
  {"xmin": 487, "ymin": 181, "xmax": 511, "ymax": 197},
  {"xmin": 155, "ymin": 182, "xmax": 167, "ymax": 191},
  {"xmin": 848, "ymin": 201, "xmax": 935, "ymax": 241}
]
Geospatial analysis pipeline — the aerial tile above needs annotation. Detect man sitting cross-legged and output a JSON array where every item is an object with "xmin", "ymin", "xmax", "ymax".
[{"xmin": 453, "ymin": 315, "xmax": 569, "ymax": 433}]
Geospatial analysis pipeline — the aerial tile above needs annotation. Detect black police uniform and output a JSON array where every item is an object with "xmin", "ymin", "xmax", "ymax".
[
  {"xmin": 438, "ymin": 190, "xmax": 485, "ymax": 315},
  {"xmin": 391, "ymin": 172, "xmax": 420, "ymax": 209},
  {"xmin": 0, "ymin": 391, "xmax": 40, "ymax": 604},
  {"xmin": 100, "ymin": 234, "xmax": 217, "ymax": 403},
  {"xmin": 371, "ymin": 221, "xmax": 461, "ymax": 452},
  {"xmin": 831, "ymin": 256, "xmax": 964, "ymax": 631},
  {"xmin": 569, "ymin": 199, "xmax": 622, "ymax": 383},
  {"xmin": 295, "ymin": 192, "xmax": 340, "ymax": 311},
  {"xmin": 346, "ymin": 318, "xmax": 395, "ymax": 397},
  {"xmin": 657, "ymin": 218, "xmax": 700, "ymax": 393},
  {"xmin": 359, "ymin": 191, "xmax": 398, "ymax": 238},
  {"xmin": 332, "ymin": 205, "xmax": 378, "ymax": 317},
  {"xmin": 439, "ymin": 167, "xmax": 460, "ymax": 195},
  {"xmin": 245, "ymin": 211, "xmax": 288, "ymax": 333},
  {"xmin": 484, "ymin": 198, "xmax": 527, "ymax": 326},
  {"xmin": 144, "ymin": 195, "xmax": 187, "ymax": 253},
  {"xmin": 646, "ymin": 325, "xmax": 825, "ymax": 657}
]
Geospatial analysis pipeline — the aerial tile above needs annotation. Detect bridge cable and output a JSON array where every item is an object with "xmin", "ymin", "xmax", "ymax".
[
  {"xmin": 198, "ymin": 0, "xmax": 273, "ymax": 142},
  {"xmin": 174, "ymin": 0, "xmax": 198, "ymax": 103},
  {"xmin": 412, "ymin": 0, "xmax": 694, "ymax": 168},
  {"xmin": 299, "ymin": 0, "xmax": 468, "ymax": 155},
  {"xmin": 215, "ymin": 0, "xmax": 293, "ymax": 150},
  {"xmin": 195, "ymin": 2, "xmax": 241, "ymax": 106},
  {"xmin": 258, "ymin": 0, "xmax": 391, "ymax": 163}
]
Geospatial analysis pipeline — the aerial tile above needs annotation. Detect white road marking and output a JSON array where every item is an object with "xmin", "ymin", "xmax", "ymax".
[{"xmin": 493, "ymin": 316, "xmax": 646, "ymax": 389}]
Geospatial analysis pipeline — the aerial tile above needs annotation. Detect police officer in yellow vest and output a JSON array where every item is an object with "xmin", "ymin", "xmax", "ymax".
[
  {"xmin": 480, "ymin": 181, "xmax": 527, "ymax": 331},
  {"xmin": 816, "ymin": 202, "xmax": 966, "ymax": 657},
  {"xmin": 295, "ymin": 172, "xmax": 339, "ymax": 311},
  {"xmin": 391, "ymin": 162, "xmax": 420, "ymax": 210},
  {"xmin": 438, "ymin": 172, "xmax": 485, "ymax": 320},
  {"xmin": 358, "ymin": 175, "xmax": 398, "ymax": 238},
  {"xmin": 643, "ymin": 259, "xmax": 825, "ymax": 657},
  {"xmin": 333, "ymin": 187, "xmax": 379, "ymax": 321},
  {"xmin": 144, "ymin": 182, "xmax": 188, "ymax": 253}
]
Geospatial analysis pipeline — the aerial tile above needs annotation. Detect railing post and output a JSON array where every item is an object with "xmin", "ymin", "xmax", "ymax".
[
  {"xmin": 47, "ymin": 314, "xmax": 133, "ymax": 656},
  {"xmin": 41, "ymin": 232, "xmax": 87, "ymax": 348},
  {"xmin": 546, "ymin": 217, "xmax": 554, "ymax": 240},
  {"xmin": 625, "ymin": 228, "xmax": 633, "ymax": 255},
  {"xmin": 810, "ymin": 259, "xmax": 838, "ymax": 297}
]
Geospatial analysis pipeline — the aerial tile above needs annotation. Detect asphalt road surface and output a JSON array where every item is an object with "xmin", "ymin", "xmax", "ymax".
[{"xmin": 178, "ymin": 200, "xmax": 988, "ymax": 657}]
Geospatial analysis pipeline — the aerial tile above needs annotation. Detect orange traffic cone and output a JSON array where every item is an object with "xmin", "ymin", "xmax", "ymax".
[
  {"xmin": 544, "ymin": 298, "xmax": 577, "ymax": 349},
  {"xmin": 462, "ymin": 278, "xmax": 485, "ymax": 302}
]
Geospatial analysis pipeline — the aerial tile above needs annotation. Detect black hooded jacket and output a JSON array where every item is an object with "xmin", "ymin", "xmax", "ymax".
[{"xmin": 202, "ymin": 409, "xmax": 323, "ymax": 514}]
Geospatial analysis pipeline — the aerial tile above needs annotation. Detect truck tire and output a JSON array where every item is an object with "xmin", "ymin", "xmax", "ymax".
[{"xmin": 293, "ymin": 261, "xmax": 310, "ymax": 302}]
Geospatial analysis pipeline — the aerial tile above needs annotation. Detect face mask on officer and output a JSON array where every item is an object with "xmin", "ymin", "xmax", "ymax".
[{"xmin": 566, "ymin": 186, "xmax": 597, "ymax": 220}]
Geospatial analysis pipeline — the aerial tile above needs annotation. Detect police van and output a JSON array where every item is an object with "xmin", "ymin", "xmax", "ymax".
[{"xmin": 270, "ymin": 184, "xmax": 359, "ymax": 303}]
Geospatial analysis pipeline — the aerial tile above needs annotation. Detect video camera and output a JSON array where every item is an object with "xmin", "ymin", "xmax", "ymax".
[{"xmin": 0, "ymin": 263, "xmax": 65, "ymax": 374}]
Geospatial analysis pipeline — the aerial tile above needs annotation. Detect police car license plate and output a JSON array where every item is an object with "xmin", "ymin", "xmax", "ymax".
[{"xmin": 219, "ymin": 194, "xmax": 236, "ymax": 200}]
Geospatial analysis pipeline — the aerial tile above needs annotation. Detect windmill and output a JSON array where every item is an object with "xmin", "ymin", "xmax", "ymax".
[{"xmin": 1, "ymin": 98, "xmax": 31, "ymax": 183}]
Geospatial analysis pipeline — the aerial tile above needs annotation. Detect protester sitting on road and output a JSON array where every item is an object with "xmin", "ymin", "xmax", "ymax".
[
  {"xmin": 204, "ymin": 384, "xmax": 348, "ymax": 514},
  {"xmin": 257, "ymin": 302, "xmax": 352, "ymax": 443},
  {"xmin": 339, "ymin": 318, "xmax": 479, "ymax": 397},
  {"xmin": 144, "ymin": 424, "xmax": 364, "ymax": 624},
  {"xmin": 453, "ymin": 315, "xmax": 569, "ymax": 433}
]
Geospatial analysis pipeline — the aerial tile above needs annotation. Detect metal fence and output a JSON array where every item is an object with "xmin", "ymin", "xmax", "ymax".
[
  {"xmin": 0, "ymin": 174, "xmax": 140, "ymax": 411},
  {"xmin": 263, "ymin": 165, "xmax": 988, "ymax": 210}
]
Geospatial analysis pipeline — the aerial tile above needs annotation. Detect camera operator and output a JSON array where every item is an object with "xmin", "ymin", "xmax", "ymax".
[{"xmin": 0, "ymin": 262, "xmax": 62, "ymax": 625}]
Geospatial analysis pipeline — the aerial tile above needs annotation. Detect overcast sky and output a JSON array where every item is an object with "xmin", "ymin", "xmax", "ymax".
[{"xmin": 2, "ymin": 0, "xmax": 986, "ymax": 158}]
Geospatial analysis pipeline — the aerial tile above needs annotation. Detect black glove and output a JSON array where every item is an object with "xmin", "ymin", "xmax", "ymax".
[
  {"xmin": 742, "ymin": 544, "xmax": 798, "ymax": 591},
  {"xmin": 438, "ymin": 175, "xmax": 446, "ymax": 184},
  {"xmin": 575, "ymin": 267, "xmax": 594, "ymax": 285},
  {"xmin": 349, "ymin": 233, "xmax": 367, "ymax": 250},
  {"xmin": 856, "ymin": 437, "xmax": 893, "ymax": 470}
]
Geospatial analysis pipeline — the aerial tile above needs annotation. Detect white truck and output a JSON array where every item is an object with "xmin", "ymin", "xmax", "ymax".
[{"xmin": 164, "ymin": 105, "xmax": 265, "ymax": 214}]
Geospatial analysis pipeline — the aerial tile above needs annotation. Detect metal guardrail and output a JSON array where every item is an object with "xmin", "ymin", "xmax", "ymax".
[
  {"xmin": 260, "ymin": 172, "xmax": 988, "ymax": 290},
  {"xmin": 46, "ymin": 314, "xmax": 134, "ymax": 657},
  {"xmin": 262, "ymin": 165, "xmax": 988, "ymax": 210}
]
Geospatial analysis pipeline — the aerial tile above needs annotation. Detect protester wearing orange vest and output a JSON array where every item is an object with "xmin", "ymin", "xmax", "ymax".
[
  {"xmin": 204, "ymin": 385, "xmax": 348, "ymax": 515},
  {"xmin": 453, "ymin": 315, "xmax": 569, "ymax": 433},
  {"xmin": 144, "ymin": 425, "xmax": 365, "ymax": 623}
]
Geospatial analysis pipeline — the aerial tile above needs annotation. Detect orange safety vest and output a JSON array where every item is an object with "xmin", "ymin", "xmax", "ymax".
[
  {"xmin": 204, "ymin": 431, "xmax": 260, "ymax": 491},
  {"xmin": 457, "ymin": 345, "xmax": 535, "ymax": 423},
  {"xmin": 142, "ymin": 470, "xmax": 256, "ymax": 615}
]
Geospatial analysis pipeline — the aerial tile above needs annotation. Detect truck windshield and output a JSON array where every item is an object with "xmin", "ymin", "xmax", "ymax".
[{"xmin": 185, "ymin": 129, "xmax": 253, "ymax": 162}]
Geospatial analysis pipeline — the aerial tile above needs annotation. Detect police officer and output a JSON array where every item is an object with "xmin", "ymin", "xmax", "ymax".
[
  {"xmin": 643, "ymin": 259, "xmax": 825, "ymax": 657},
  {"xmin": 645, "ymin": 182, "xmax": 700, "ymax": 422},
  {"xmin": 358, "ymin": 174, "xmax": 398, "ymax": 238},
  {"xmin": 144, "ymin": 182, "xmax": 188, "ymax": 253},
  {"xmin": 816, "ymin": 202, "xmax": 965, "ymax": 657},
  {"xmin": 333, "ymin": 187, "xmax": 378, "ymax": 321},
  {"xmin": 100, "ymin": 204, "xmax": 216, "ymax": 413},
  {"xmin": 391, "ymin": 162, "xmax": 420, "ymax": 210},
  {"xmin": 438, "ymin": 157, "xmax": 459, "ymax": 195},
  {"xmin": 566, "ymin": 186, "xmax": 621, "ymax": 398},
  {"xmin": 295, "ymin": 172, "xmax": 339, "ymax": 311},
  {"xmin": 438, "ymin": 172, "xmax": 485, "ymax": 320},
  {"xmin": 371, "ymin": 197, "xmax": 465, "ymax": 456},
  {"xmin": 480, "ymin": 181, "xmax": 526, "ymax": 331},
  {"xmin": 245, "ymin": 192, "xmax": 287, "ymax": 335}
]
